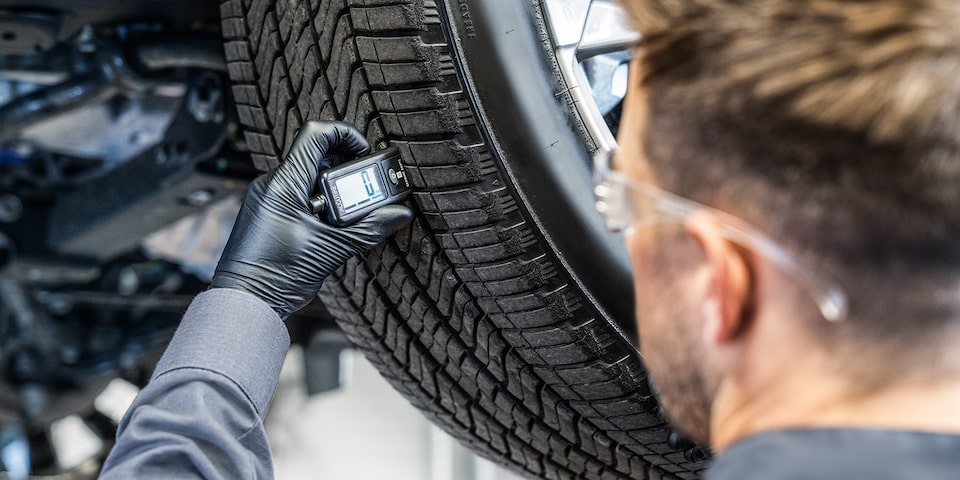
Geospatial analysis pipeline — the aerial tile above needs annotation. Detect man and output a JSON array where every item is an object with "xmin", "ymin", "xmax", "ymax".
[
  {"xmin": 611, "ymin": 0, "xmax": 960, "ymax": 477},
  {"xmin": 102, "ymin": 1, "xmax": 960, "ymax": 479}
]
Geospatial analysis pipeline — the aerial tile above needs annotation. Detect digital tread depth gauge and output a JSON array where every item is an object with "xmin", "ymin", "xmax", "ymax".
[{"xmin": 309, "ymin": 146, "xmax": 411, "ymax": 226}]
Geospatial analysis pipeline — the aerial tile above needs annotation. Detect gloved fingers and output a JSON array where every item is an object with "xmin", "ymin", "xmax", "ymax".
[
  {"xmin": 278, "ymin": 121, "xmax": 370, "ymax": 198},
  {"xmin": 338, "ymin": 204, "xmax": 415, "ymax": 247},
  {"xmin": 322, "ymin": 121, "xmax": 372, "ymax": 165}
]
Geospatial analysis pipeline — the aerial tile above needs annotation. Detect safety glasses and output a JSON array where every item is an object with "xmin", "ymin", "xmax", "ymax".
[{"xmin": 593, "ymin": 148, "xmax": 849, "ymax": 322}]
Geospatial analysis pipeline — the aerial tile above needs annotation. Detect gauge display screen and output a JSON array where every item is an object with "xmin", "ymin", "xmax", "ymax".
[{"xmin": 334, "ymin": 166, "xmax": 386, "ymax": 214}]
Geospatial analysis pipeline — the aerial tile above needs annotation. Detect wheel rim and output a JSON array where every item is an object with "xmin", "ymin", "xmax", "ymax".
[{"xmin": 543, "ymin": 0, "xmax": 640, "ymax": 153}]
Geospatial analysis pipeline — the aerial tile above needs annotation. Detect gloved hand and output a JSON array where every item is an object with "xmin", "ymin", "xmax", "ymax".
[{"xmin": 210, "ymin": 121, "xmax": 413, "ymax": 319}]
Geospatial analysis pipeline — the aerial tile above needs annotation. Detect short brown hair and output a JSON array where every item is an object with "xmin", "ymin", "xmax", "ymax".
[{"xmin": 619, "ymin": 0, "xmax": 960, "ymax": 377}]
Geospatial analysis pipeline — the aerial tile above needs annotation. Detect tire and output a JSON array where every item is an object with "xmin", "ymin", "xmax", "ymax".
[{"xmin": 220, "ymin": 1, "xmax": 707, "ymax": 478}]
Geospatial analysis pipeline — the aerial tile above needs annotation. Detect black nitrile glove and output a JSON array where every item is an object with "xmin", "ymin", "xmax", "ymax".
[{"xmin": 210, "ymin": 121, "xmax": 413, "ymax": 319}]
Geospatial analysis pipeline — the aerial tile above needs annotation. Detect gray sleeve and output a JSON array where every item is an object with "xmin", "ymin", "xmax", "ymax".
[{"xmin": 99, "ymin": 288, "xmax": 290, "ymax": 480}]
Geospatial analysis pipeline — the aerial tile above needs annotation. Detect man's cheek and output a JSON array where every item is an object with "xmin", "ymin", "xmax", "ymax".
[
  {"xmin": 627, "ymin": 232, "xmax": 681, "ymax": 373},
  {"xmin": 633, "ymin": 276, "xmax": 669, "ymax": 355}
]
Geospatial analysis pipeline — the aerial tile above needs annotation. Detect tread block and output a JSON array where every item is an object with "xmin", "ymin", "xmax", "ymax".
[
  {"xmin": 253, "ymin": 12, "xmax": 281, "ymax": 94},
  {"xmin": 592, "ymin": 397, "xmax": 659, "ymax": 419},
  {"xmin": 405, "ymin": 162, "xmax": 481, "ymax": 189},
  {"xmin": 486, "ymin": 309, "xmax": 563, "ymax": 330},
  {"xmin": 236, "ymin": 104, "xmax": 269, "ymax": 129},
  {"xmin": 607, "ymin": 411, "xmax": 663, "ymax": 431},
  {"xmin": 355, "ymin": 35, "xmax": 440, "ymax": 63},
  {"xmin": 434, "ymin": 223, "xmax": 524, "ymax": 250},
  {"xmin": 372, "ymin": 87, "xmax": 457, "ymax": 112},
  {"xmin": 220, "ymin": 0, "xmax": 243, "ymax": 19},
  {"xmin": 223, "ymin": 40, "xmax": 251, "ymax": 61},
  {"xmin": 414, "ymin": 186, "xmax": 497, "ymax": 212},
  {"xmin": 422, "ymin": 209, "xmax": 500, "ymax": 231},
  {"xmin": 227, "ymin": 60, "xmax": 256, "ymax": 83},
  {"xmin": 489, "ymin": 290, "xmax": 568, "ymax": 316},
  {"xmin": 381, "ymin": 109, "xmax": 462, "ymax": 136},
  {"xmin": 245, "ymin": 0, "xmax": 271, "ymax": 52},
  {"xmin": 343, "ymin": 73, "xmax": 376, "ymax": 126},
  {"xmin": 568, "ymin": 379, "xmax": 639, "ymax": 402},
  {"xmin": 521, "ymin": 319, "xmax": 597, "ymax": 348},
  {"xmin": 394, "ymin": 139, "xmax": 483, "ymax": 167},
  {"xmin": 352, "ymin": 4, "xmax": 431, "ymax": 32},
  {"xmin": 466, "ymin": 273, "xmax": 543, "ymax": 297},
  {"xmin": 315, "ymin": 0, "xmax": 349, "ymax": 62},
  {"xmin": 231, "ymin": 84, "xmax": 260, "ymax": 105},
  {"xmin": 437, "ymin": 227, "xmax": 524, "ymax": 255},
  {"xmin": 469, "ymin": 256, "xmax": 542, "ymax": 281},
  {"xmin": 363, "ymin": 60, "xmax": 442, "ymax": 87},
  {"xmin": 458, "ymin": 238, "xmax": 526, "ymax": 264}
]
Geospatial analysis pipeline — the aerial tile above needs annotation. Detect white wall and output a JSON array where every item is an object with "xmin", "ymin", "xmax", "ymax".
[{"xmin": 266, "ymin": 348, "xmax": 525, "ymax": 480}]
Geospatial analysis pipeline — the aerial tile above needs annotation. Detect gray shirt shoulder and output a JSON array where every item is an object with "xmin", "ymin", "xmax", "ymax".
[{"xmin": 707, "ymin": 428, "xmax": 960, "ymax": 480}]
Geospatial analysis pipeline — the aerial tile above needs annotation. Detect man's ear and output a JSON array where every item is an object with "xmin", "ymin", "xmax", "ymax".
[{"xmin": 685, "ymin": 212, "xmax": 753, "ymax": 345}]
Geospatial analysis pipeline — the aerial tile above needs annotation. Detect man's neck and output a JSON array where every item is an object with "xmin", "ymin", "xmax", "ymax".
[{"xmin": 709, "ymin": 362, "xmax": 960, "ymax": 452}]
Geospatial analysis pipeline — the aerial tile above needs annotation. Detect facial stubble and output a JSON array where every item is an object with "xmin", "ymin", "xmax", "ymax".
[{"xmin": 635, "ymin": 234, "xmax": 716, "ymax": 445}]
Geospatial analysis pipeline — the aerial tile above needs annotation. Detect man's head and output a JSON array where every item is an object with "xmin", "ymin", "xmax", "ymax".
[{"xmin": 614, "ymin": 0, "xmax": 960, "ymax": 446}]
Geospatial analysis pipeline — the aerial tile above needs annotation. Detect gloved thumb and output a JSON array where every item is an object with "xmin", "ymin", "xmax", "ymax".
[{"xmin": 343, "ymin": 204, "xmax": 415, "ymax": 247}]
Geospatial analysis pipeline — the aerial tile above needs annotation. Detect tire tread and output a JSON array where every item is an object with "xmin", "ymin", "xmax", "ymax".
[{"xmin": 222, "ymin": 0, "xmax": 704, "ymax": 477}]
